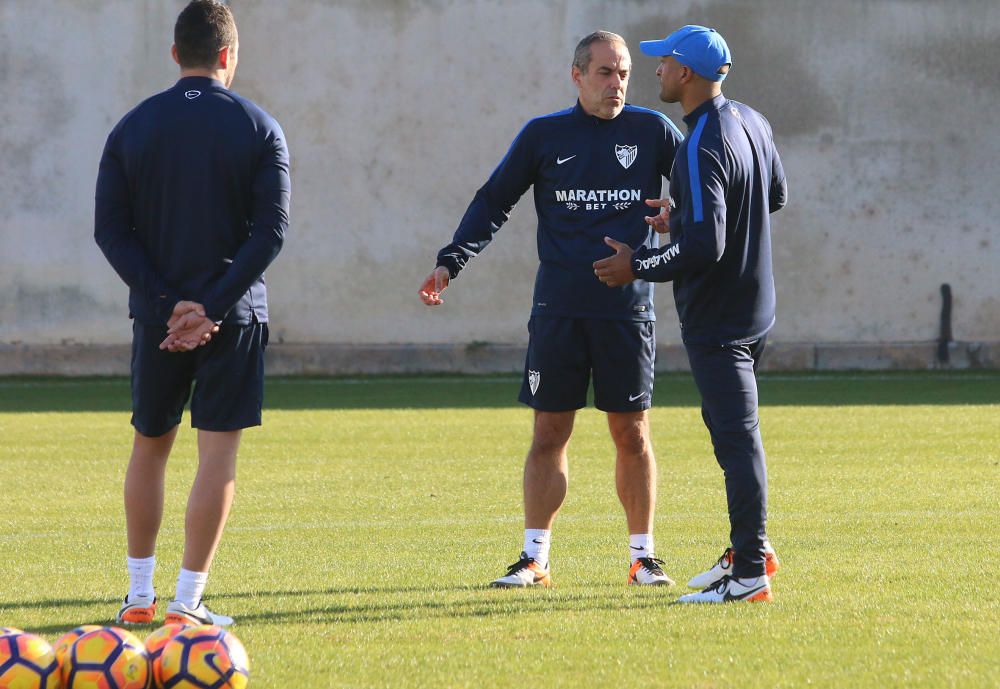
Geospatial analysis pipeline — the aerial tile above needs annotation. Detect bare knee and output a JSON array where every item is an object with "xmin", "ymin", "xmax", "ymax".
[
  {"xmin": 608, "ymin": 411, "xmax": 651, "ymax": 458},
  {"xmin": 529, "ymin": 410, "xmax": 575, "ymax": 457},
  {"xmin": 131, "ymin": 427, "xmax": 178, "ymax": 465}
]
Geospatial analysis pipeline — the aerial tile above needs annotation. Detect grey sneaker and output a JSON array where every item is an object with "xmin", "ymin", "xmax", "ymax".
[{"xmin": 164, "ymin": 599, "xmax": 233, "ymax": 627}]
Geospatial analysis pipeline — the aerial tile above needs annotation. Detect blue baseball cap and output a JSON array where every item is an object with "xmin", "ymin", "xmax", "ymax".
[{"xmin": 639, "ymin": 25, "xmax": 732, "ymax": 82}]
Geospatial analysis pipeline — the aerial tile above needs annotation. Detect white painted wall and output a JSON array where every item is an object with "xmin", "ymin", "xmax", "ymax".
[{"xmin": 1, "ymin": 0, "xmax": 997, "ymax": 349}]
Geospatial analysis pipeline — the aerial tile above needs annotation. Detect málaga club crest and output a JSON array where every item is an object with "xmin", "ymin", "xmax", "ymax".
[{"xmin": 615, "ymin": 144, "xmax": 637, "ymax": 169}]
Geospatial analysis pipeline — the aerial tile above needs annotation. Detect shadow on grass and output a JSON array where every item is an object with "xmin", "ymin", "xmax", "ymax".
[
  {"xmin": 4, "ymin": 584, "xmax": 685, "ymax": 636},
  {"xmin": 1, "ymin": 372, "xmax": 997, "ymax": 413},
  {"xmin": 232, "ymin": 591, "xmax": 681, "ymax": 627},
  {"xmin": 0, "ymin": 596, "xmax": 120, "ymax": 636}
]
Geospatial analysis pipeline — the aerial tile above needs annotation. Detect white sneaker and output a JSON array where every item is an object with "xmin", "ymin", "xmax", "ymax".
[
  {"xmin": 115, "ymin": 594, "xmax": 157, "ymax": 625},
  {"xmin": 164, "ymin": 599, "xmax": 234, "ymax": 627},
  {"xmin": 489, "ymin": 552, "xmax": 552, "ymax": 588},
  {"xmin": 687, "ymin": 542, "xmax": 780, "ymax": 589},
  {"xmin": 677, "ymin": 575, "xmax": 773, "ymax": 604},
  {"xmin": 627, "ymin": 557, "xmax": 675, "ymax": 586}
]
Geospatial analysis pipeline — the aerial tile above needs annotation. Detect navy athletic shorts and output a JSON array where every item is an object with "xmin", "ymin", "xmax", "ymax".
[
  {"xmin": 518, "ymin": 316, "xmax": 655, "ymax": 413},
  {"xmin": 130, "ymin": 320, "xmax": 269, "ymax": 436}
]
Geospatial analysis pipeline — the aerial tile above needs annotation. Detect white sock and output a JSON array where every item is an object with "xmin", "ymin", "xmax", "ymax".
[
  {"xmin": 175, "ymin": 568, "xmax": 209, "ymax": 609},
  {"xmin": 127, "ymin": 556, "xmax": 156, "ymax": 601},
  {"xmin": 629, "ymin": 533, "xmax": 654, "ymax": 562},
  {"xmin": 523, "ymin": 529, "xmax": 551, "ymax": 567}
]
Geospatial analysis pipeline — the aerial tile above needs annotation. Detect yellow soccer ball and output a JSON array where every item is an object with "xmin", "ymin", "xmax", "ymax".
[
  {"xmin": 159, "ymin": 625, "xmax": 249, "ymax": 689},
  {"xmin": 0, "ymin": 629, "xmax": 60, "ymax": 689},
  {"xmin": 63, "ymin": 626, "xmax": 150, "ymax": 689},
  {"xmin": 143, "ymin": 623, "xmax": 192, "ymax": 688},
  {"xmin": 53, "ymin": 625, "xmax": 103, "ymax": 670}
]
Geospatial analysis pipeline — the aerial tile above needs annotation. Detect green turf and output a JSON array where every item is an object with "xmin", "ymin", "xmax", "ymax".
[{"xmin": 0, "ymin": 373, "xmax": 997, "ymax": 688}]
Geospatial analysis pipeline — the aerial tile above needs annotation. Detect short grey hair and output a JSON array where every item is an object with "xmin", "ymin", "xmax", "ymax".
[{"xmin": 573, "ymin": 31, "xmax": 626, "ymax": 73}]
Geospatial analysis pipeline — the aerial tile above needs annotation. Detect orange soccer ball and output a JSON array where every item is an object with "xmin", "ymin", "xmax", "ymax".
[
  {"xmin": 143, "ymin": 623, "xmax": 192, "ymax": 688},
  {"xmin": 53, "ymin": 625, "xmax": 103, "ymax": 669},
  {"xmin": 0, "ymin": 629, "xmax": 60, "ymax": 689},
  {"xmin": 63, "ymin": 626, "xmax": 150, "ymax": 689},
  {"xmin": 159, "ymin": 625, "xmax": 249, "ymax": 689}
]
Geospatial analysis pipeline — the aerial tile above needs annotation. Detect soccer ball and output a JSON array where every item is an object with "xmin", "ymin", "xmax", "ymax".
[
  {"xmin": 53, "ymin": 625, "xmax": 103, "ymax": 668},
  {"xmin": 143, "ymin": 623, "xmax": 191, "ymax": 688},
  {"xmin": 63, "ymin": 626, "xmax": 150, "ymax": 689},
  {"xmin": 0, "ymin": 630, "xmax": 60, "ymax": 689},
  {"xmin": 159, "ymin": 625, "xmax": 249, "ymax": 689}
]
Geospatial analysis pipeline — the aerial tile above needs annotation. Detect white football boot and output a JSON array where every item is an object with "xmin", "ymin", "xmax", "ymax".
[
  {"xmin": 677, "ymin": 574, "xmax": 773, "ymax": 604},
  {"xmin": 627, "ymin": 557, "xmax": 676, "ymax": 586},
  {"xmin": 165, "ymin": 599, "xmax": 234, "ymax": 627},
  {"xmin": 116, "ymin": 594, "xmax": 157, "ymax": 625},
  {"xmin": 687, "ymin": 541, "xmax": 780, "ymax": 589},
  {"xmin": 489, "ymin": 552, "xmax": 552, "ymax": 588}
]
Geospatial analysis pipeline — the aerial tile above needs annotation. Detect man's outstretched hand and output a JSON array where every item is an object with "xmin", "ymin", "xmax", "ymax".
[
  {"xmin": 593, "ymin": 237, "xmax": 636, "ymax": 288},
  {"xmin": 418, "ymin": 266, "xmax": 451, "ymax": 306}
]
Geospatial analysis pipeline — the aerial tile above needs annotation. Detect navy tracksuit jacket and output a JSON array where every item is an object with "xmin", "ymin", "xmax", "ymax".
[
  {"xmin": 95, "ymin": 76, "xmax": 290, "ymax": 326},
  {"xmin": 437, "ymin": 101, "xmax": 683, "ymax": 321}
]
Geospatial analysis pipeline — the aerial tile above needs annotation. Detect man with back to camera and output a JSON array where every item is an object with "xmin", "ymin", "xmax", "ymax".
[
  {"xmin": 95, "ymin": 0, "xmax": 290, "ymax": 625},
  {"xmin": 418, "ymin": 31, "xmax": 684, "ymax": 587},
  {"xmin": 594, "ymin": 25, "xmax": 786, "ymax": 602}
]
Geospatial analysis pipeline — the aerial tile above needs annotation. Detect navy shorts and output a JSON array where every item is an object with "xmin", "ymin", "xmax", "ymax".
[
  {"xmin": 518, "ymin": 316, "xmax": 655, "ymax": 413},
  {"xmin": 130, "ymin": 320, "xmax": 269, "ymax": 437}
]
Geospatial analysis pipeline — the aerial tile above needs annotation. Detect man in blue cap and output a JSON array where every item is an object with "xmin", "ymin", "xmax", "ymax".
[{"xmin": 593, "ymin": 25, "xmax": 788, "ymax": 603}]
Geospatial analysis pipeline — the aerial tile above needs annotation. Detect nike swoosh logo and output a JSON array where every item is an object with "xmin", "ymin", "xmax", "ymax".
[
  {"xmin": 672, "ymin": 49, "xmax": 685, "ymax": 56},
  {"xmin": 532, "ymin": 539, "xmax": 545, "ymax": 544},
  {"xmin": 556, "ymin": 155, "xmax": 577, "ymax": 165},
  {"xmin": 630, "ymin": 545, "xmax": 645, "ymax": 551},
  {"xmin": 724, "ymin": 585, "xmax": 768, "ymax": 602},
  {"xmin": 628, "ymin": 393, "xmax": 647, "ymax": 402}
]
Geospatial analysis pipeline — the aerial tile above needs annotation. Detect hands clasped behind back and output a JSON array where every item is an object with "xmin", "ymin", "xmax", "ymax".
[{"xmin": 159, "ymin": 300, "xmax": 220, "ymax": 352}]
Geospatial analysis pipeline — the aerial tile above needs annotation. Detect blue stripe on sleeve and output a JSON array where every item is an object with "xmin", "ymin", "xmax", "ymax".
[
  {"xmin": 687, "ymin": 113, "xmax": 708, "ymax": 222},
  {"xmin": 624, "ymin": 104, "xmax": 685, "ymax": 141}
]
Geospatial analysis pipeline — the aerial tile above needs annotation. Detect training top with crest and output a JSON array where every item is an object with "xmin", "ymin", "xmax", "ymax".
[{"xmin": 436, "ymin": 101, "xmax": 682, "ymax": 321}]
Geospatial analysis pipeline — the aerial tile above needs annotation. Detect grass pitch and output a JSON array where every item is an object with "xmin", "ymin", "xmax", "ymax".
[{"xmin": 0, "ymin": 372, "xmax": 997, "ymax": 688}]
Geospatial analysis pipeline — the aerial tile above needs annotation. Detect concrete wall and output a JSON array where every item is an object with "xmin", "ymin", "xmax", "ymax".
[{"xmin": 1, "ymin": 0, "xmax": 997, "ymax": 371}]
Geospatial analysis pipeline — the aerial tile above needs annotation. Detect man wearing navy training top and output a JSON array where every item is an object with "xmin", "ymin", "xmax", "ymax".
[
  {"xmin": 419, "ymin": 31, "xmax": 683, "ymax": 588},
  {"xmin": 95, "ymin": 0, "xmax": 289, "ymax": 626},
  {"xmin": 594, "ymin": 25, "xmax": 788, "ymax": 603}
]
